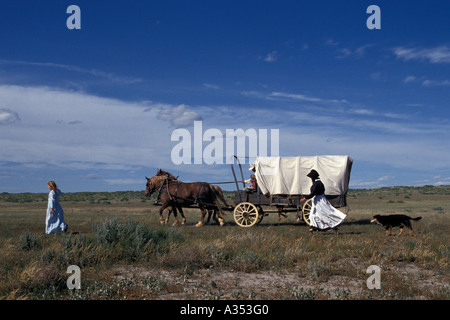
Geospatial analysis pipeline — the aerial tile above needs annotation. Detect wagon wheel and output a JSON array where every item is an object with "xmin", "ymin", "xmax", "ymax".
[
  {"xmin": 302, "ymin": 199, "xmax": 312, "ymax": 226},
  {"xmin": 234, "ymin": 202, "xmax": 259, "ymax": 227},
  {"xmin": 302, "ymin": 198, "xmax": 332, "ymax": 225}
]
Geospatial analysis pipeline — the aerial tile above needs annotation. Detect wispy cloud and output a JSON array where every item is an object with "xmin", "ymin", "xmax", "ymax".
[
  {"xmin": 56, "ymin": 119, "xmax": 83, "ymax": 125},
  {"xmin": 404, "ymin": 76, "xmax": 417, "ymax": 83},
  {"xmin": 239, "ymin": 88, "xmax": 449, "ymax": 140},
  {"xmin": 0, "ymin": 85, "xmax": 170, "ymax": 170},
  {"xmin": 157, "ymin": 104, "xmax": 203, "ymax": 128},
  {"xmin": 0, "ymin": 171, "xmax": 19, "ymax": 177},
  {"xmin": 422, "ymin": 79, "xmax": 450, "ymax": 87},
  {"xmin": 324, "ymin": 39, "xmax": 374, "ymax": 59},
  {"xmin": 336, "ymin": 44, "xmax": 374, "ymax": 59},
  {"xmin": 241, "ymin": 90, "xmax": 346, "ymax": 104},
  {"xmin": 1, "ymin": 83, "xmax": 448, "ymax": 192},
  {"xmin": 0, "ymin": 59, "xmax": 143, "ymax": 84},
  {"xmin": 104, "ymin": 178, "xmax": 143, "ymax": 185},
  {"xmin": 264, "ymin": 51, "xmax": 278, "ymax": 62},
  {"xmin": 413, "ymin": 176, "xmax": 450, "ymax": 186},
  {"xmin": 241, "ymin": 89, "xmax": 414, "ymax": 122},
  {"xmin": 270, "ymin": 91, "xmax": 325, "ymax": 102},
  {"xmin": 351, "ymin": 175, "xmax": 394, "ymax": 188},
  {"xmin": 392, "ymin": 45, "xmax": 450, "ymax": 64},
  {"xmin": 203, "ymin": 83, "xmax": 220, "ymax": 89},
  {"xmin": 324, "ymin": 39, "xmax": 339, "ymax": 46},
  {"xmin": 0, "ymin": 108, "xmax": 20, "ymax": 124}
]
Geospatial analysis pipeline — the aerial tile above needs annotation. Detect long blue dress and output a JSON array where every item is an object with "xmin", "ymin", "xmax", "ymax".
[{"xmin": 45, "ymin": 189, "xmax": 67, "ymax": 234}]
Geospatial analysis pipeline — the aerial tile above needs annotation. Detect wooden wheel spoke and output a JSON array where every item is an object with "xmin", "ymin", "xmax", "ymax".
[{"xmin": 302, "ymin": 199, "xmax": 312, "ymax": 226}]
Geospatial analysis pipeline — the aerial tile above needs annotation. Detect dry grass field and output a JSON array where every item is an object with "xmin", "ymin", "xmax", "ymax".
[{"xmin": 0, "ymin": 186, "xmax": 448, "ymax": 300}]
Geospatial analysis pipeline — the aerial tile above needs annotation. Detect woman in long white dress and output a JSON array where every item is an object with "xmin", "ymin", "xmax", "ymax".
[
  {"xmin": 300, "ymin": 170, "xmax": 346, "ymax": 234},
  {"xmin": 45, "ymin": 181, "xmax": 68, "ymax": 234}
]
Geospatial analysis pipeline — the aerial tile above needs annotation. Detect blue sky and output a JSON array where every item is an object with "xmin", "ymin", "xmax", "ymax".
[{"xmin": 0, "ymin": 1, "xmax": 449, "ymax": 193}]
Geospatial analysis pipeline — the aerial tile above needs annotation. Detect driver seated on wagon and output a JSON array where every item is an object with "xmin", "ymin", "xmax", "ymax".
[{"xmin": 242, "ymin": 163, "xmax": 258, "ymax": 194}]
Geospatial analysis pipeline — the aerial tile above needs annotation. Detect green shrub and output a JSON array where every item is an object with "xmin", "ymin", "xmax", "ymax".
[
  {"xmin": 19, "ymin": 231, "xmax": 40, "ymax": 250},
  {"xmin": 92, "ymin": 218, "xmax": 184, "ymax": 262}
]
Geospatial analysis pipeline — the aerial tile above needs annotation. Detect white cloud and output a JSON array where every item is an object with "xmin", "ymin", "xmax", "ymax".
[
  {"xmin": 236, "ymin": 89, "xmax": 450, "ymax": 171},
  {"xmin": 262, "ymin": 91, "xmax": 345, "ymax": 104},
  {"xmin": 0, "ymin": 85, "xmax": 173, "ymax": 169},
  {"xmin": 1, "ymin": 84, "xmax": 449, "ymax": 192},
  {"xmin": 203, "ymin": 83, "xmax": 220, "ymax": 89},
  {"xmin": 392, "ymin": 46, "xmax": 450, "ymax": 63},
  {"xmin": 104, "ymin": 178, "xmax": 143, "ymax": 185},
  {"xmin": 157, "ymin": 104, "xmax": 203, "ymax": 127},
  {"xmin": 0, "ymin": 59, "xmax": 143, "ymax": 84},
  {"xmin": 336, "ymin": 44, "xmax": 373, "ymax": 59},
  {"xmin": 351, "ymin": 175, "xmax": 394, "ymax": 188},
  {"xmin": 240, "ymin": 91, "xmax": 267, "ymax": 99},
  {"xmin": 0, "ymin": 171, "xmax": 19, "ymax": 177},
  {"xmin": 0, "ymin": 108, "xmax": 20, "ymax": 124},
  {"xmin": 324, "ymin": 39, "xmax": 339, "ymax": 46},
  {"xmin": 404, "ymin": 76, "xmax": 417, "ymax": 83},
  {"xmin": 264, "ymin": 51, "xmax": 278, "ymax": 62},
  {"xmin": 270, "ymin": 91, "xmax": 323, "ymax": 102},
  {"xmin": 422, "ymin": 176, "xmax": 450, "ymax": 186},
  {"xmin": 349, "ymin": 109, "xmax": 374, "ymax": 116},
  {"xmin": 422, "ymin": 79, "xmax": 450, "ymax": 87}
]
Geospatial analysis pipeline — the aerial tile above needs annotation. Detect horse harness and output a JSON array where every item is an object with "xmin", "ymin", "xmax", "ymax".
[{"xmin": 158, "ymin": 178, "xmax": 212, "ymax": 206}]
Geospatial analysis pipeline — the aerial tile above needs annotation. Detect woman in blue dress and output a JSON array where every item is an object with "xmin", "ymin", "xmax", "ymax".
[{"xmin": 46, "ymin": 181, "xmax": 68, "ymax": 234}]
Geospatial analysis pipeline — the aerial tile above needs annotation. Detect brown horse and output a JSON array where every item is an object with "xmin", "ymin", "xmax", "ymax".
[
  {"xmin": 154, "ymin": 170, "xmax": 230, "ymax": 225},
  {"xmin": 145, "ymin": 174, "xmax": 225, "ymax": 227},
  {"xmin": 154, "ymin": 169, "xmax": 187, "ymax": 225}
]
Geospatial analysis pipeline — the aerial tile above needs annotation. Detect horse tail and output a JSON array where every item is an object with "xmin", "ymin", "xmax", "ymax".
[
  {"xmin": 203, "ymin": 183, "xmax": 224, "ymax": 217},
  {"xmin": 212, "ymin": 185, "xmax": 230, "ymax": 210}
]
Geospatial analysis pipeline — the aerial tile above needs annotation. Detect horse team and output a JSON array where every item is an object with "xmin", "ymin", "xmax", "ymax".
[{"xmin": 145, "ymin": 169, "xmax": 230, "ymax": 227}]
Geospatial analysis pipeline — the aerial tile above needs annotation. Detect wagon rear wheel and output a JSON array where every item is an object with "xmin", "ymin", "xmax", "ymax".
[
  {"xmin": 302, "ymin": 199, "xmax": 312, "ymax": 225},
  {"xmin": 234, "ymin": 202, "xmax": 259, "ymax": 227},
  {"xmin": 256, "ymin": 205, "xmax": 265, "ymax": 225},
  {"xmin": 302, "ymin": 198, "xmax": 333, "ymax": 225}
]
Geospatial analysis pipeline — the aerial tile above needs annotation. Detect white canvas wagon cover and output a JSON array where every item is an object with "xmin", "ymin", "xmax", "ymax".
[{"xmin": 254, "ymin": 155, "xmax": 353, "ymax": 196}]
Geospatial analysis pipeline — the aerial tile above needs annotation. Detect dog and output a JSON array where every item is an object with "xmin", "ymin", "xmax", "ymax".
[{"xmin": 370, "ymin": 214, "xmax": 422, "ymax": 236}]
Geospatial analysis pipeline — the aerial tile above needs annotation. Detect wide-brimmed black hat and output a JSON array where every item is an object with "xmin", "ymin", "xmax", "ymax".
[{"xmin": 307, "ymin": 169, "xmax": 319, "ymax": 180}]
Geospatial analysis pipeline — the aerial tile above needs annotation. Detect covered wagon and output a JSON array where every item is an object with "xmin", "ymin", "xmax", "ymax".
[{"xmin": 232, "ymin": 155, "xmax": 353, "ymax": 227}]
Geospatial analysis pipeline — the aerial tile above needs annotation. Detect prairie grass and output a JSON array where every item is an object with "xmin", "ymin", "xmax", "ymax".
[{"xmin": 0, "ymin": 186, "xmax": 448, "ymax": 299}]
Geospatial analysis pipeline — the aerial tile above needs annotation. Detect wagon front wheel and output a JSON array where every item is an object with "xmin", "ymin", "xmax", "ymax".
[
  {"xmin": 234, "ymin": 202, "xmax": 259, "ymax": 227},
  {"xmin": 302, "ymin": 199, "xmax": 312, "ymax": 226}
]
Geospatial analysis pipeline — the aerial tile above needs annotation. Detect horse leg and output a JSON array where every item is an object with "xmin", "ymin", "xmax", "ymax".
[
  {"xmin": 216, "ymin": 207, "xmax": 225, "ymax": 226},
  {"xmin": 213, "ymin": 197, "xmax": 226, "ymax": 226},
  {"xmin": 177, "ymin": 205, "xmax": 186, "ymax": 225},
  {"xmin": 206, "ymin": 209, "xmax": 213, "ymax": 224},
  {"xmin": 164, "ymin": 206, "xmax": 172, "ymax": 225},
  {"xmin": 171, "ymin": 205, "xmax": 180, "ymax": 226},
  {"xmin": 196, "ymin": 206, "xmax": 206, "ymax": 227},
  {"xmin": 159, "ymin": 202, "xmax": 170, "ymax": 225}
]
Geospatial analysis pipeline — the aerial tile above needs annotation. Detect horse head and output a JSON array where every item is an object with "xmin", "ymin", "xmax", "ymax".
[{"xmin": 145, "ymin": 175, "xmax": 166, "ymax": 197}]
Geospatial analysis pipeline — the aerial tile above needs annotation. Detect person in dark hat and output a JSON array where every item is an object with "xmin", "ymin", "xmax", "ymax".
[{"xmin": 301, "ymin": 169, "xmax": 346, "ymax": 234}]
